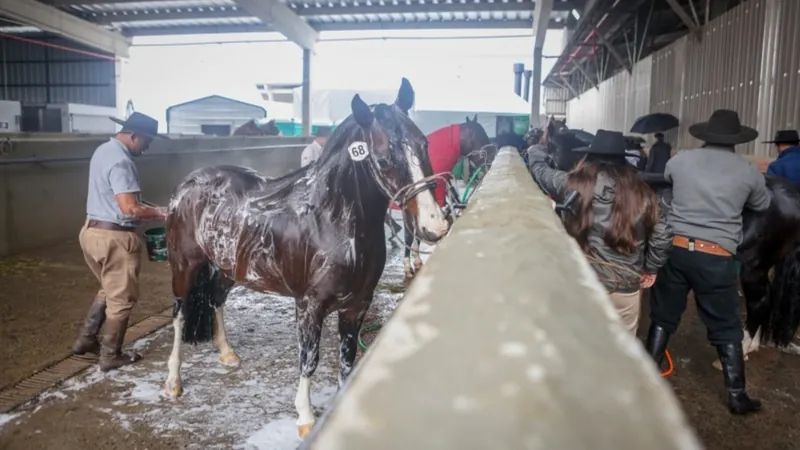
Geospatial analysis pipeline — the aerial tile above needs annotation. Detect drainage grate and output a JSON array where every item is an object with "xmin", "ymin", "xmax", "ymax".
[{"xmin": 0, "ymin": 307, "xmax": 174, "ymax": 414}]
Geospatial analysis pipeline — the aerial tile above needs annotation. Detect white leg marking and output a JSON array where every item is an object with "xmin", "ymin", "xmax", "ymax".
[
  {"xmin": 412, "ymin": 240, "xmax": 423, "ymax": 269},
  {"xmin": 404, "ymin": 258, "xmax": 413, "ymax": 278},
  {"xmin": 295, "ymin": 376, "xmax": 315, "ymax": 430},
  {"xmin": 404, "ymin": 145, "xmax": 449, "ymax": 238},
  {"xmin": 165, "ymin": 313, "xmax": 185, "ymax": 397},
  {"xmin": 213, "ymin": 307, "xmax": 241, "ymax": 367}
]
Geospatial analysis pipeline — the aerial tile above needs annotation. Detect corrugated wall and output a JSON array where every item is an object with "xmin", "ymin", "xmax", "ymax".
[
  {"xmin": 678, "ymin": 1, "xmax": 765, "ymax": 155},
  {"xmin": 565, "ymin": 56, "xmax": 652, "ymax": 135},
  {"xmin": 564, "ymin": 0, "xmax": 799, "ymax": 158},
  {"xmin": 760, "ymin": 0, "xmax": 800, "ymax": 157},
  {"xmin": 0, "ymin": 37, "xmax": 116, "ymax": 107}
]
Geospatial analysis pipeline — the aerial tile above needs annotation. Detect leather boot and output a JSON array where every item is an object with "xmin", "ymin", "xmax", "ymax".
[
  {"xmin": 72, "ymin": 297, "xmax": 107, "ymax": 355},
  {"xmin": 716, "ymin": 342, "xmax": 762, "ymax": 415},
  {"xmin": 99, "ymin": 316, "xmax": 142, "ymax": 372},
  {"xmin": 645, "ymin": 323, "xmax": 671, "ymax": 367}
]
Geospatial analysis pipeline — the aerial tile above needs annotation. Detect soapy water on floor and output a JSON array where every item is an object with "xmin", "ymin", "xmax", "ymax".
[{"xmin": 1, "ymin": 246, "xmax": 413, "ymax": 450}]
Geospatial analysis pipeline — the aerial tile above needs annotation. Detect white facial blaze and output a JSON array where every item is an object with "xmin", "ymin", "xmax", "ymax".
[{"xmin": 404, "ymin": 144, "xmax": 449, "ymax": 238}]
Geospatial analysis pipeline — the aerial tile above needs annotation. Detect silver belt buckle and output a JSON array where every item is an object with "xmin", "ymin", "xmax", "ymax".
[{"xmin": 688, "ymin": 240, "xmax": 695, "ymax": 251}]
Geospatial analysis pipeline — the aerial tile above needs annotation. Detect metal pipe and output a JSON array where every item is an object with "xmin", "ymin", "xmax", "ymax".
[
  {"xmin": 0, "ymin": 143, "xmax": 308, "ymax": 166},
  {"xmin": 513, "ymin": 63, "xmax": 524, "ymax": 97},
  {"xmin": 522, "ymin": 69, "xmax": 532, "ymax": 102}
]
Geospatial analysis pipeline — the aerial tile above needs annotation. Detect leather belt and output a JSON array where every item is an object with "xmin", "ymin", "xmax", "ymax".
[
  {"xmin": 87, "ymin": 219, "xmax": 136, "ymax": 233},
  {"xmin": 672, "ymin": 235, "xmax": 732, "ymax": 257}
]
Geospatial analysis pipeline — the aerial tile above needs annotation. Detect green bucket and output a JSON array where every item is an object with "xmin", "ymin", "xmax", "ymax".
[{"xmin": 144, "ymin": 227, "xmax": 168, "ymax": 262}]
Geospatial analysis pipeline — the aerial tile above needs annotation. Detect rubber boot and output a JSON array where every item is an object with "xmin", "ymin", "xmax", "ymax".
[
  {"xmin": 645, "ymin": 323, "xmax": 671, "ymax": 367},
  {"xmin": 72, "ymin": 297, "xmax": 107, "ymax": 355},
  {"xmin": 716, "ymin": 342, "xmax": 762, "ymax": 415},
  {"xmin": 99, "ymin": 316, "xmax": 142, "ymax": 372}
]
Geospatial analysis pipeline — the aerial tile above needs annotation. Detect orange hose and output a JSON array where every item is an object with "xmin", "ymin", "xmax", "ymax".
[{"xmin": 661, "ymin": 350, "xmax": 674, "ymax": 377}]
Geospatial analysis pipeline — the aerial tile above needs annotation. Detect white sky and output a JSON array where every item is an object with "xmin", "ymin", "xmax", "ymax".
[{"xmin": 119, "ymin": 29, "xmax": 566, "ymax": 131}]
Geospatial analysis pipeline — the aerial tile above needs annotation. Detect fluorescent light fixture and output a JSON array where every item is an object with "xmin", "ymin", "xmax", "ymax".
[{"xmin": 571, "ymin": 9, "xmax": 581, "ymax": 20}]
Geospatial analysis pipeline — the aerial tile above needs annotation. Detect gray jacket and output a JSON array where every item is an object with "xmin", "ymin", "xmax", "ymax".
[
  {"xmin": 527, "ymin": 146, "xmax": 672, "ymax": 293},
  {"xmin": 665, "ymin": 146, "xmax": 770, "ymax": 254}
]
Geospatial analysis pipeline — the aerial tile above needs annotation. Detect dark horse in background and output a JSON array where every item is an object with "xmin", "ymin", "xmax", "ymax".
[
  {"xmin": 533, "ymin": 118, "xmax": 800, "ymax": 366},
  {"xmin": 232, "ymin": 118, "xmax": 281, "ymax": 136},
  {"xmin": 398, "ymin": 114, "xmax": 492, "ymax": 279},
  {"xmin": 164, "ymin": 78, "xmax": 450, "ymax": 438}
]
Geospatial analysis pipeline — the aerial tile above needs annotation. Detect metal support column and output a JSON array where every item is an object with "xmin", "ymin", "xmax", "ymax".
[
  {"xmin": 529, "ymin": 0, "xmax": 552, "ymax": 128},
  {"xmin": 530, "ymin": 47, "xmax": 543, "ymax": 127},
  {"xmin": 301, "ymin": 48, "xmax": 311, "ymax": 137}
]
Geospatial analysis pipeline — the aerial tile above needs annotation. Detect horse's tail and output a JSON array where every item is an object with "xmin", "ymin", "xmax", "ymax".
[
  {"xmin": 763, "ymin": 239, "xmax": 800, "ymax": 347},
  {"xmin": 181, "ymin": 262, "xmax": 224, "ymax": 344}
]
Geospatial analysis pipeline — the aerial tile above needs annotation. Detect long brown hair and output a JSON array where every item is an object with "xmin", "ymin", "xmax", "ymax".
[{"xmin": 564, "ymin": 158, "xmax": 659, "ymax": 255}]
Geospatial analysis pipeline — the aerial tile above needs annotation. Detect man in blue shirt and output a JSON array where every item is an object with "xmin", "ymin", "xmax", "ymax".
[
  {"xmin": 766, "ymin": 130, "xmax": 800, "ymax": 185},
  {"xmin": 73, "ymin": 112, "xmax": 168, "ymax": 372}
]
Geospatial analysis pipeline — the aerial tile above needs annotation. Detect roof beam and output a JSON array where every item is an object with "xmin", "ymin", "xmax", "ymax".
[
  {"xmin": 0, "ymin": 0, "xmax": 130, "ymax": 56},
  {"xmin": 664, "ymin": 0, "xmax": 699, "ymax": 33},
  {"xmin": 570, "ymin": 59, "xmax": 598, "ymax": 90},
  {"xmin": 120, "ymin": 19, "xmax": 565, "ymax": 36},
  {"xmin": 232, "ymin": 0, "xmax": 317, "ymax": 50},
  {"xmin": 531, "ymin": 0, "xmax": 553, "ymax": 48}
]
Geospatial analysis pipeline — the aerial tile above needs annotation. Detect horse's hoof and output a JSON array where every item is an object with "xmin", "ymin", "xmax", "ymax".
[
  {"xmin": 165, "ymin": 379, "xmax": 183, "ymax": 397},
  {"xmin": 219, "ymin": 351, "xmax": 241, "ymax": 367},
  {"xmin": 414, "ymin": 259, "xmax": 423, "ymax": 271},
  {"xmin": 297, "ymin": 422, "xmax": 315, "ymax": 439}
]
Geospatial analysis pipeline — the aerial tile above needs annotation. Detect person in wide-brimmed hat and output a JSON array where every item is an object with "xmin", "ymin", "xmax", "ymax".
[
  {"xmin": 764, "ymin": 129, "xmax": 800, "ymax": 185},
  {"xmin": 526, "ymin": 129, "xmax": 671, "ymax": 336},
  {"xmin": 646, "ymin": 109, "xmax": 769, "ymax": 416},
  {"xmin": 73, "ymin": 111, "xmax": 168, "ymax": 373}
]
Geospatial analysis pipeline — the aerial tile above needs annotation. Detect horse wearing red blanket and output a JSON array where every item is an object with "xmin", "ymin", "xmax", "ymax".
[{"xmin": 393, "ymin": 115, "xmax": 490, "ymax": 278}]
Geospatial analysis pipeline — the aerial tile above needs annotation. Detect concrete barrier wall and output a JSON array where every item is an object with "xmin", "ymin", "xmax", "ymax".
[
  {"xmin": 0, "ymin": 135, "xmax": 311, "ymax": 256},
  {"xmin": 303, "ymin": 147, "xmax": 701, "ymax": 450}
]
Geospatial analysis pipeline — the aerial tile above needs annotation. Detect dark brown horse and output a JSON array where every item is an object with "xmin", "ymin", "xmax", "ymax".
[
  {"xmin": 401, "ymin": 115, "xmax": 492, "ymax": 278},
  {"xmin": 232, "ymin": 118, "xmax": 281, "ymax": 136},
  {"xmin": 163, "ymin": 78, "xmax": 449, "ymax": 438}
]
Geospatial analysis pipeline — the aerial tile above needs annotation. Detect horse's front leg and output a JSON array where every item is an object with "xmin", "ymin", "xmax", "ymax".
[
  {"xmin": 337, "ymin": 307, "xmax": 368, "ymax": 387},
  {"xmin": 295, "ymin": 302, "xmax": 324, "ymax": 439},
  {"xmin": 412, "ymin": 238, "xmax": 423, "ymax": 271},
  {"xmin": 403, "ymin": 226, "xmax": 414, "ymax": 279}
]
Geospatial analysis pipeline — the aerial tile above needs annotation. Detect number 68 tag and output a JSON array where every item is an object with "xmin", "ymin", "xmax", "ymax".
[{"xmin": 348, "ymin": 141, "xmax": 370, "ymax": 162}]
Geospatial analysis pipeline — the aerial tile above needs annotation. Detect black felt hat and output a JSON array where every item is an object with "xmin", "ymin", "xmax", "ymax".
[
  {"xmin": 573, "ymin": 129, "xmax": 627, "ymax": 156},
  {"xmin": 109, "ymin": 112, "xmax": 168, "ymax": 139},
  {"xmin": 688, "ymin": 109, "xmax": 757, "ymax": 145},
  {"xmin": 763, "ymin": 130, "xmax": 800, "ymax": 145}
]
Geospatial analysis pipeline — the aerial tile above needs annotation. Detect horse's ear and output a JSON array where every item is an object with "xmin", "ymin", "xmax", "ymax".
[
  {"xmin": 351, "ymin": 94, "xmax": 374, "ymax": 128},
  {"xmin": 395, "ymin": 77, "xmax": 414, "ymax": 114},
  {"xmin": 472, "ymin": 114, "xmax": 478, "ymax": 122},
  {"xmin": 465, "ymin": 115, "xmax": 471, "ymax": 123}
]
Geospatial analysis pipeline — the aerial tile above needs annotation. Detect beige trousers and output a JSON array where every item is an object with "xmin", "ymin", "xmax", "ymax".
[
  {"xmin": 608, "ymin": 290, "xmax": 642, "ymax": 336},
  {"xmin": 79, "ymin": 223, "xmax": 142, "ymax": 320}
]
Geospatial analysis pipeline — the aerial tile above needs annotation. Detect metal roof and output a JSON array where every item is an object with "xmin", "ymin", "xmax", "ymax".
[
  {"xmin": 0, "ymin": 0, "xmax": 582, "ymax": 37},
  {"xmin": 543, "ymin": 0, "xmax": 745, "ymax": 99}
]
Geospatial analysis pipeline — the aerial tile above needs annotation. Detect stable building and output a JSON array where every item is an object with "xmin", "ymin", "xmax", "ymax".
[{"xmin": 165, "ymin": 95, "xmax": 267, "ymax": 136}]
